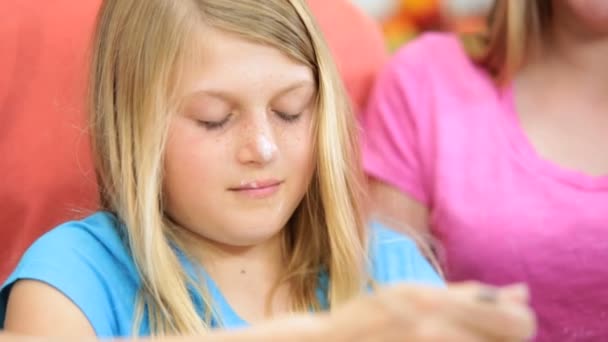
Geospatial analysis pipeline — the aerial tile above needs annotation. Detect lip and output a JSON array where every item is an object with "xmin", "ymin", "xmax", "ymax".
[{"xmin": 229, "ymin": 179, "xmax": 283, "ymax": 198}]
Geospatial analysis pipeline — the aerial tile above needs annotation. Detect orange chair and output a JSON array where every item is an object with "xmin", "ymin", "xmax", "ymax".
[
  {"xmin": 0, "ymin": 0, "xmax": 387, "ymax": 282},
  {"xmin": 307, "ymin": 0, "xmax": 388, "ymax": 114},
  {"xmin": 0, "ymin": 1, "xmax": 101, "ymax": 282}
]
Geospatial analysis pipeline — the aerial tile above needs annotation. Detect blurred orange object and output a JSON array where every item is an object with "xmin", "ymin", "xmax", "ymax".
[
  {"xmin": 402, "ymin": 0, "xmax": 440, "ymax": 26},
  {"xmin": 307, "ymin": 0, "xmax": 388, "ymax": 114},
  {"xmin": 382, "ymin": 0, "xmax": 441, "ymax": 51},
  {"xmin": 0, "ymin": 0, "xmax": 101, "ymax": 283},
  {"xmin": 445, "ymin": 16, "xmax": 487, "ymax": 34}
]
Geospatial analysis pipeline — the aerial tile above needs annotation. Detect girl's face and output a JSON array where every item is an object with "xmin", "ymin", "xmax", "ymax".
[{"xmin": 164, "ymin": 27, "xmax": 316, "ymax": 248}]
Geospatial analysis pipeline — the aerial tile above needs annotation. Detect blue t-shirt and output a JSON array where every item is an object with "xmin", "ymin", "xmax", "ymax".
[{"xmin": 0, "ymin": 212, "xmax": 442, "ymax": 337}]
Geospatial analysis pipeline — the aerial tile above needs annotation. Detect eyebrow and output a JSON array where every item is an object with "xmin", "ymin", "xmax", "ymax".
[{"xmin": 186, "ymin": 80, "xmax": 315, "ymax": 102}]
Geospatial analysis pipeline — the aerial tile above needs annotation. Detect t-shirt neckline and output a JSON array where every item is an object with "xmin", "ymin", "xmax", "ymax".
[{"xmin": 499, "ymin": 83, "xmax": 608, "ymax": 190}]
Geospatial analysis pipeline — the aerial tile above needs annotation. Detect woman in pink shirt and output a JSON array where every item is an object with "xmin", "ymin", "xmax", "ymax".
[{"xmin": 362, "ymin": 1, "xmax": 608, "ymax": 341}]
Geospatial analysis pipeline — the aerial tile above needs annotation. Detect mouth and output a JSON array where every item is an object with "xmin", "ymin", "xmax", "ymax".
[{"xmin": 229, "ymin": 179, "xmax": 283, "ymax": 198}]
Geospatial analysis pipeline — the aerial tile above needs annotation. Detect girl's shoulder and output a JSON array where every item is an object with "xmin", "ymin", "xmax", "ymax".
[{"xmin": 0, "ymin": 212, "xmax": 140, "ymax": 337}]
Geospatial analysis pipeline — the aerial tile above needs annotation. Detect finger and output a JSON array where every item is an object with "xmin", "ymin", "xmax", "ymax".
[
  {"xmin": 412, "ymin": 317, "xmax": 489, "ymax": 342},
  {"xmin": 374, "ymin": 285, "xmax": 480, "ymax": 341},
  {"xmin": 368, "ymin": 297, "xmax": 489, "ymax": 342},
  {"xmin": 377, "ymin": 283, "xmax": 535, "ymax": 341},
  {"xmin": 500, "ymin": 284, "xmax": 530, "ymax": 304},
  {"xmin": 442, "ymin": 283, "xmax": 536, "ymax": 340}
]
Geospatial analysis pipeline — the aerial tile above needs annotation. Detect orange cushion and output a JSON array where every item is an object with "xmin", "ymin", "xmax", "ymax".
[
  {"xmin": 0, "ymin": 0, "xmax": 387, "ymax": 282},
  {"xmin": 307, "ymin": 0, "xmax": 388, "ymax": 114},
  {"xmin": 0, "ymin": 1, "xmax": 101, "ymax": 281}
]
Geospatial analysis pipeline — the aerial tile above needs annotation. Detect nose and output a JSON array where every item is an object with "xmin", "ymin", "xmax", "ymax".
[{"xmin": 236, "ymin": 115, "xmax": 278, "ymax": 166}]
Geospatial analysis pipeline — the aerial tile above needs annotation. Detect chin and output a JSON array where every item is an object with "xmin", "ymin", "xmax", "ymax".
[{"xmin": 214, "ymin": 222, "xmax": 285, "ymax": 247}]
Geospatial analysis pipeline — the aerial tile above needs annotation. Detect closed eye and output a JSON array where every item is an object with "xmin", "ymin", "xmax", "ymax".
[
  {"xmin": 197, "ymin": 114, "xmax": 232, "ymax": 130},
  {"xmin": 274, "ymin": 110, "xmax": 302, "ymax": 123}
]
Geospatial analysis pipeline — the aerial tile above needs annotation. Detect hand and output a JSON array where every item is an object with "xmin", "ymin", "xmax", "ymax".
[{"xmin": 321, "ymin": 282, "xmax": 536, "ymax": 342}]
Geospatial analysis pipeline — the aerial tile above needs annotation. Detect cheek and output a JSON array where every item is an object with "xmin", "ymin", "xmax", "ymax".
[
  {"xmin": 278, "ymin": 121, "xmax": 315, "ymax": 175},
  {"xmin": 163, "ymin": 120, "xmax": 227, "ymax": 205}
]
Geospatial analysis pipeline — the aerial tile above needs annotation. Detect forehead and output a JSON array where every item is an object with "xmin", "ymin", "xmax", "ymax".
[{"xmin": 178, "ymin": 26, "xmax": 315, "ymax": 99}]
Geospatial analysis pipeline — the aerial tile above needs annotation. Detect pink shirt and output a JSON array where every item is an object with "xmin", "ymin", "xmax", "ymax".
[{"xmin": 362, "ymin": 33, "xmax": 608, "ymax": 341}]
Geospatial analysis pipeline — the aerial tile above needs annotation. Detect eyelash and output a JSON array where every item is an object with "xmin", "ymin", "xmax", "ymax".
[
  {"xmin": 198, "ymin": 114, "xmax": 232, "ymax": 130},
  {"xmin": 274, "ymin": 111, "xmax": 302, "ymax": 123},
  {"xmin": 198, "ymin": 111, "xmax": 302, "ymax": 131}
]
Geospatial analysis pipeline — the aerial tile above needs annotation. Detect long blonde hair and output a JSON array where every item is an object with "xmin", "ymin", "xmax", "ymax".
[
  {"xmin": 89, "ymin": 0, "xmax": 368, "ymax": 336},
  {"xmin": 470, "ymin": 0, "xmax": 553, "ymax": 82}
]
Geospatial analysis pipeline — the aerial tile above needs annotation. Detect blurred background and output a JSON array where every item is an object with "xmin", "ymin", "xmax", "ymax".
[{"xmin": 352, "ymin": 0, "xmax": 494, "ymax": 51}]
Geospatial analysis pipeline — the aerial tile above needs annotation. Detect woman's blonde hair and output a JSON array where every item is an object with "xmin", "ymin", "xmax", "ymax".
[
  {"xmin": 469, "ymin": 0, "xmax": 552, "ymax": 82},
  {"xmin": 89, "ymin": 0, "xmax": 368, "ymax": 336}
]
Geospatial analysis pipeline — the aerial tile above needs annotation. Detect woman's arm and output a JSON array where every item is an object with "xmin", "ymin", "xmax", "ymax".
[{"xmin": 368, "ymin": 178, "xmax": 431, "ymax": 236}]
